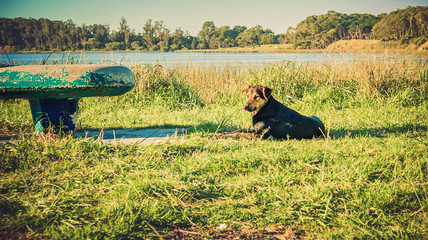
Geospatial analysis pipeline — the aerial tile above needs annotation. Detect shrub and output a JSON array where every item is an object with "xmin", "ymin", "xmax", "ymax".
[
  {"xmin": 105, "ymin": 42, "xmax": 125, "ymax": 51},
  {"xmin": 151, "ymin": 45, "xmax": 160, "ymax": 51},
  {"xmin": 130, "ymin": 41, "xmax": 141, "ymax": 50}
]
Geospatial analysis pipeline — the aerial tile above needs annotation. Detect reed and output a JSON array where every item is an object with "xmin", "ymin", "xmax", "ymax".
[{"xmin": 128, "ymin": 56, "xmax": 427, "ymax": 106}]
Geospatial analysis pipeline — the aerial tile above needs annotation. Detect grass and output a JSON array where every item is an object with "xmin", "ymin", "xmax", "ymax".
[{"xmin": 0, "ymin": 56, "xmax": 427, "ymax": 239}]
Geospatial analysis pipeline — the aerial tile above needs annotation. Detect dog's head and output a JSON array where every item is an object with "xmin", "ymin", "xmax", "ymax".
[{"xmin": 242, "ymin": 85, "xmax": 272, "ymax": 114}]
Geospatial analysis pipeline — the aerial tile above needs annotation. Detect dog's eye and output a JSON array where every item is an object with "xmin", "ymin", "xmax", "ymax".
[{"xmin": 254, "ymin": 96, "xmax": 259, "ymax": 99}]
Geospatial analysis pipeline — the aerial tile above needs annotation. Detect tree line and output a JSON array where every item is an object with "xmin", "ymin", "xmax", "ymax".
[
  {"xmin": 289, "ymin": 6, "xmax": 427, "ymax": 49},
  {"xmin": 0, "ymin": 6, "xmax": 426, "ymax": 52}
]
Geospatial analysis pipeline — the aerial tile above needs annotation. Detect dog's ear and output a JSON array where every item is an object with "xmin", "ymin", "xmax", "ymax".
[
  {"xmin": 262, "ymin": 86, "xmax": 272, "ymax": 99},
  {"xmin": 242, "ymin": 85, "xmax": 251, "ymax": 94}
]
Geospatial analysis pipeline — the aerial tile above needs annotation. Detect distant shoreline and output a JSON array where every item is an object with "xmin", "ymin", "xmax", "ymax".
[
  {"xmin": 177, "ymin": 40, "xmax": 428, "ymax": 54},
  {"xmin": 2, "ymin": 40, "xmax": 427, "ymax": 55}
]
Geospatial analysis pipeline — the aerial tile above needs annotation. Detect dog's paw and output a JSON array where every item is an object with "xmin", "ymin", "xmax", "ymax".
[{"xmin": 216, "ymin": 133, "xmax": 227, "ymax": 138}]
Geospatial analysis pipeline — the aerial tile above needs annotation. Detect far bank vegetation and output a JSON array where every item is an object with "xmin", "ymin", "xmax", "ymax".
[{"xmin": 0, "ymin": 6, "xmax": 427, "ymax": 52}]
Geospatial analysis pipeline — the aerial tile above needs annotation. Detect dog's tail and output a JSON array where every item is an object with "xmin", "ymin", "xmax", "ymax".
[{"xmin": 309, "ymin": 116, "xmax": 325, "ymax": 137}]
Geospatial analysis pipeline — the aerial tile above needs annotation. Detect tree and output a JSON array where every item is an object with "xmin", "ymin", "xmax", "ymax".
[
  {"xmin": 118, "ymin": 17, "xmax": 131, "ymax": 48},
  {"xmin": 236, "ymin": 25, "xmax": 275, "ymax": 47},
  {"xmin": 80, "ymin": 24, "xmax": 89, "ymax": 50},
  {"xmin": 142, "ymin": 19, "xmax": 156, "ymax": 50},
  {"xmin": 197, "ymin": 21, "xmax": 216, "ymax": 49},
  {"xmin": 88, "ymin": 24, "xmax": 110, "ymax": 49},
  {"xmin": 190, "ymin": 37, "xmax": 198, "ymax": 49},
  {"xmin": 292, "ymin": 10, "xmax": 381, "ymax": 48},
  {"xmin": 280, "ymin": 27, "xmax": 296, "ymax": 44},
  {"xmin": 260, "ymin": 33, "xmax": 275, "ymax": 44},
  {"xmin": 372, "ymin": 6, "xmax": 428, "ymax": 42}
]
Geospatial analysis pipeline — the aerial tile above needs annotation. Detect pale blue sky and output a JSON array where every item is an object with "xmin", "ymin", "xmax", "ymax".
[{"xmin": 1, "ymin": 0, "xmax": 426, "ymax": 35}]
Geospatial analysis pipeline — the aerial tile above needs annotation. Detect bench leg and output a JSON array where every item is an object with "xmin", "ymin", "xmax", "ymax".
[{"xmin": 28, "ymin": 98, "xmax": 80, "ymax": 134}]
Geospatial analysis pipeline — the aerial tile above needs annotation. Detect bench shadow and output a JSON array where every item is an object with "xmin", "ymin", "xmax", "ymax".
[{"xmin": 328, "ymin": 123, "xmax": 426, "ymax": 139}]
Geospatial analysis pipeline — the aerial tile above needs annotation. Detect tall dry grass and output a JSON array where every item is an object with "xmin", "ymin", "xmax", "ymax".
[{"xmin": 130, "ymin": 56, "xmax": 427, "ymax": 107}]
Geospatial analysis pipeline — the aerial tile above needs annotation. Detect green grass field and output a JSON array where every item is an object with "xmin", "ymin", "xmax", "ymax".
[{"xmin": 1, "ymin": 57, "xmax": 427, "ymax": 239}]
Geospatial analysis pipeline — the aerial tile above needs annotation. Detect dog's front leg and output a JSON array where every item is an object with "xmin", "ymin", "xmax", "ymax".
[{"xmin": 254, "ymin": 121, "xmax": 273, "ymax": 139}]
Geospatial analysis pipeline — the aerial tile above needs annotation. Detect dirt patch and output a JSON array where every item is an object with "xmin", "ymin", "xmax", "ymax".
[{"xmin": 148, "ymin": 225, "xmax": 307, "ymax": 239}]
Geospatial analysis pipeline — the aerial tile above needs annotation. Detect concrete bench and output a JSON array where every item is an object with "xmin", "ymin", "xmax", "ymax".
[{"xmin": 0, "ymin": 65, "xmax": 135, "ymax": 134}]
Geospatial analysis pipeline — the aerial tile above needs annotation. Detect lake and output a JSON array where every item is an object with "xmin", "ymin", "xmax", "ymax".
[{"xmin": 0, "ymin": 52, "xmax": 422, "ymax": 67}]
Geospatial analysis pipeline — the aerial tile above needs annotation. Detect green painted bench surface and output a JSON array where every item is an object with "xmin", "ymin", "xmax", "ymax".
[{"xmin": 0, "ymin": 65, "xmax": 135, "ymax": 99}]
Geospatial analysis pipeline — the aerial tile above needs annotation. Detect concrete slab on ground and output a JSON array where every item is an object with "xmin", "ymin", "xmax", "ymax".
[
  {"xmin": 74, "ymin": 128, "xmax": 185, "ymax": 144},
  {"xmin": 0, "ymin": 128, "xmax": 186, "ymax": 145}
]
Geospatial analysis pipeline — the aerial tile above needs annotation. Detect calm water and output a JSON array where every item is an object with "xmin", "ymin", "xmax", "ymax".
[{"xmin": 0, "ymin": 52, "xmax": 421, "ymax": 67}]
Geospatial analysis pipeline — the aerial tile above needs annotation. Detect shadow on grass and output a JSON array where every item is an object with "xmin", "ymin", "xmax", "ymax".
[
  {"xmin": 329, "ymin": 123, "xmax": 427, "ymax": 139},
  {"xmin": 4, "ymin": 122, "xmax": 424, "ymax": 143},
  {"xmin": 0, "ymin": 196, "xmax": 27, "ymax": 235},
  {"xmin": 201, "ymin": 122, "xmax": 426, "ymax": 140}
]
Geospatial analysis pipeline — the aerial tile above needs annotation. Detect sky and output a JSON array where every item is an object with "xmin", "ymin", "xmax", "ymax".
[{"xmin": 1, "ymin": 0, "xmax": 426, "ymax": 35}]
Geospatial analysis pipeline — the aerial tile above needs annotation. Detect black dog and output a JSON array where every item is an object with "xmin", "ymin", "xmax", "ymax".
[{"xmin": 218, "ymin": 85, "xmax": 325, "ymax": 140}]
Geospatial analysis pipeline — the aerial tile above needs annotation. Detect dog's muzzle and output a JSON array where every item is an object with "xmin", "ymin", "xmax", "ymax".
[{"xmin": 244, "ymin": 104, "xmax": 255, "ymax": 112}]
